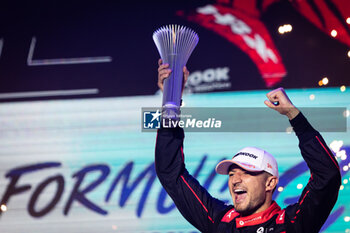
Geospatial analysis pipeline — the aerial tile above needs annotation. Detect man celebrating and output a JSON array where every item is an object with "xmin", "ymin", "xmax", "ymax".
[{"xmin": 155, "ymin": 60, "xmax": 341, "ymax": 233}]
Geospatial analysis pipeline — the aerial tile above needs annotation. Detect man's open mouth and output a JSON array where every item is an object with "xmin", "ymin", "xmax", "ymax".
[{"xmin": 234, "ymin": 189, "xmax": 247, "ymax": 204}]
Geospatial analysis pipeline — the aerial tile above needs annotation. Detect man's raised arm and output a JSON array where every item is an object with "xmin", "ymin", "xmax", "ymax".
[
  {"xmin": 155, "ymin": 60, "xmax": 229, "ymax": 233},
  {"xmin": 265, "ymin": 88, "xmax": 341, "ymax": 233}
]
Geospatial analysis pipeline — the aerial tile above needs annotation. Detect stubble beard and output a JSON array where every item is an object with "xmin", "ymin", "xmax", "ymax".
[{"xmin": 234, "ymin": 195, "xmax": 265, "ymax": 217}]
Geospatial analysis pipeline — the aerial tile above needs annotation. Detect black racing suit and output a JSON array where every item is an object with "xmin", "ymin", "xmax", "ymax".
[{"xmin": 155, "ymin": 113, "xmax": 341, "ymax": 233}]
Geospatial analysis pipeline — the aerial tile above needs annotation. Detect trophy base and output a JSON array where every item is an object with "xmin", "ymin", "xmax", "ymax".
[{"xmin": 162, "ymin": 103, "xmax": 181, "ymax": 120}]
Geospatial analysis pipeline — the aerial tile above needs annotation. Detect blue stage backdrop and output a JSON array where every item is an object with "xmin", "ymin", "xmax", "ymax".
[{"xmin": 0, "ymin": 87, "xmax": 349, "ymax": 233}]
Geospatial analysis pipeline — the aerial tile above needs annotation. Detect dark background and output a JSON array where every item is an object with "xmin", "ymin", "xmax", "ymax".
[{"xmin": 0, "ymin": 0, "xmax": 349, "ymax": 102}]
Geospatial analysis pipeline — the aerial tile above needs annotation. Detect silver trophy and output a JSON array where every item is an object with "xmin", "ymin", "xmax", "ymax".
[{"xmin": 153, "ymin": 25, "xmax": 199, "ymax": 119}]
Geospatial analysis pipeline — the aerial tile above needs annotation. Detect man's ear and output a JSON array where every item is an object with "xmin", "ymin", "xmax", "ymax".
[{"xmin": 265, "ymin": 176, "xmax": 278, "ymax": 192}]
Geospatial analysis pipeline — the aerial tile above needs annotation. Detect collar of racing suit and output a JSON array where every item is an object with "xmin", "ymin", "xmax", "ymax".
[
  {"xmin": 221, "ymin": 201, "xmax": 282, "ymax": 228},
  {"xmin": 236, "ymin": 201, "xmax": 281, "ymax": 228}
]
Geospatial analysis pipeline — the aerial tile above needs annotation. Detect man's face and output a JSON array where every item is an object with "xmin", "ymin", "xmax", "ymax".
[{"xmin": 228, "ymin": 165, "xmax": 269, "ymax": 216}]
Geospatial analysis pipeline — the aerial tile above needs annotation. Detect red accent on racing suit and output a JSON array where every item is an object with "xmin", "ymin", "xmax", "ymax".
[{"xmin": 155, "ymin": 113, "xmax": 340, "ymax": 233}]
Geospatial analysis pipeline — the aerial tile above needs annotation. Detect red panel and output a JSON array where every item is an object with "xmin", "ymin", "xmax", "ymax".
[
  {"xmin": 180, "ymin": 4, "xmax": 287, "ymax": 87},
  {"xmin": 292, "ymin": 0, "xmax": 350, "ymax": 46}
]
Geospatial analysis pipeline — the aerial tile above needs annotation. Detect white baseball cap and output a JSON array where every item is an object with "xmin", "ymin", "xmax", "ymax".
[{"xmin": 215, "ymin": 147, "xmax": 279, "ymax": 178}]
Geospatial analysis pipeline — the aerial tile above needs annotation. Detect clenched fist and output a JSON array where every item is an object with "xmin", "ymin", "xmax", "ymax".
[{"xmin": 264, "ymin": 87, "xmax": 300, "ymax": 120}]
